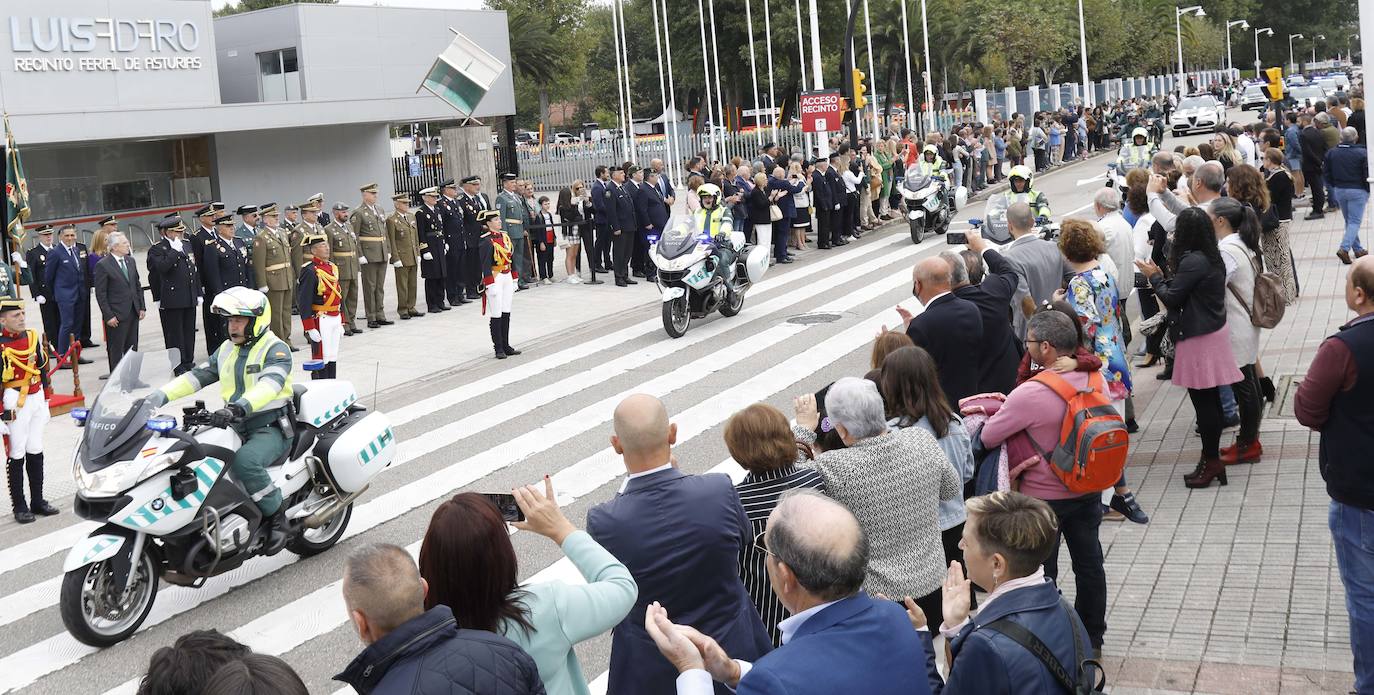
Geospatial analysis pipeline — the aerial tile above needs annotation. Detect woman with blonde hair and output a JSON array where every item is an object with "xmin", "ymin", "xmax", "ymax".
[
  {"xmin": 788, "ymin": 161, "xmax": 811, "ymax": 250},
  {"xmin": 1209, "ymin": 131, "xmax": 1241, "ymax": 172}
]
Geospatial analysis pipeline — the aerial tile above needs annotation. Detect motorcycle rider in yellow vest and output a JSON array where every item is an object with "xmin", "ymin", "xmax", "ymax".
[
  {"xmin": 1003, "ymin": 165, "xmax": 1052, "ymax": 222},
  {"xmin": 693, "ymin": 183, "xmax": 737, "ymax": 284},
  {"xmin": 1116, "ymin": 127, "xmax": 1155, "ymax": 171}
]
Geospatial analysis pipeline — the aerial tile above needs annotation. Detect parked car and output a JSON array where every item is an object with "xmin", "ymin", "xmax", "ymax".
[
  {"xmin": 1240, "ymin": 85, "xmax": 1269, "ymax": 111},
  {"xmin": 1287, "ymin": 84, "xmax": 1328, "ymax": 110},
  {"xmin": 552, "ymin": 132, "xmax": 579, "ymax": 144},
  {"xmin": 1170, "ymin": 94, "xmax": 1226, "ymax": 135}
]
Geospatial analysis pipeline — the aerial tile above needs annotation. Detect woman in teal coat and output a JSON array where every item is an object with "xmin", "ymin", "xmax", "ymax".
[{"xmin": 419, "ymin": 478, "xmax": 638, "ymax": 695}]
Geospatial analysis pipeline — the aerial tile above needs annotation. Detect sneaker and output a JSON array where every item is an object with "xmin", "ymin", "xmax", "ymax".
[{"xmin": 1109, "ymin": 493, "xmax": 1150, "ymax": 524}]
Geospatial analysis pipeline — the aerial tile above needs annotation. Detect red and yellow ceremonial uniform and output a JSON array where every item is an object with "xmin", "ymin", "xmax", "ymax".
[
  {"xmin": 3, "ymin": 328, "xmax": 54, "ymax": 518},
  {"xmin": 296, "ymin": 256, "xmax": 343, "ymax": 379},
  {"xmin": 478, "ymin": 220, "xmax": 521, "ymax": 359}
]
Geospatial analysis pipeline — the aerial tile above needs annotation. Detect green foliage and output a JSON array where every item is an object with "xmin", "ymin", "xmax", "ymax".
[{"xmin": 213, "ymin": 0, "xmax": 335, "ymax": 18}]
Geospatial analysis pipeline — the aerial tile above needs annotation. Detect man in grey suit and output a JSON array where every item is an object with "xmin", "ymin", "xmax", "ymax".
[
  {"xmin": 999, "ymin": 202, "xmax": 1068, "ymax": 339},
  {"xmin": 587, "ymin": 394, "xmax": 772, "ymax": 695},
  {"xmin": 92, "ymin": 232, "xmax": 145, "ymax": 374}
]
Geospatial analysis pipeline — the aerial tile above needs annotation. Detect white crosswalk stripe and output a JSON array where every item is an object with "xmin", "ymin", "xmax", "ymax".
[{"xmin": 0, "ymin": 232, "xmax": 930, "ymax": 694}]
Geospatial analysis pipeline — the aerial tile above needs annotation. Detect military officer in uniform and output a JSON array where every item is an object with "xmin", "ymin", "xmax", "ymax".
[
  {"xmin": 606, "ymin": 166, "xmax": 638, "ymax": 286},
  {"xmin": 351, "ymin": 183, "xmax": 392, "ymax": 328},
  {"xmin": 327, "ymin": 202, "xmax": 363, "ymax": 335},
  {"xmin": 436, "ymin": 180, "xmax": 468, "ymax": 306},
  {"xmin": 297, "ymin": 232, "xmax": 343, "ymax": 379},
  {"xmin": 496, "ymin": 173, "xmax": 530, "ymax": 291},
  {"xmin": 203, "ymin": 213, "xmax": 254, "ymax": 352},
  {"xmin": 23, "ymin": 225, "xmax": 59, "ymax": 345},
  {"xmin": 459, "ymin": 175, "xmax": 488, "ymax": 301},
  {"xmin": 234, "ymin": 204, "xmax": 260, "ymax": 241},
  {"xmin": 251, "ymin": 204, "xmax": 296, "ymax": 349},
  {"xmin": 190, "ymin": 204, "xmax": 223, "ymax": 352},
  {"xmin": 477, "ymin": 209, "xmax": 521, "ymax": 359},
  {"xmin": 147, "ymin": 214, "xmax": 202, "ymax": 374},
  {"xmin": 386, "ymin": 191, "xmax": 422, "ymax": 319},
  {"xmin": 1, "ymin": 299, "xmax": 56, "ymax": 524},
  {"xmin": 284, "ymin": 204, "xmax": 305, "ymax": 316},
  {"xmin": 282, "ymin": 204, "xmax": 301, "ymax": 232},
  {"xmin": 416, "ymin": 187, "xmax": 448, "ymax": 313}
]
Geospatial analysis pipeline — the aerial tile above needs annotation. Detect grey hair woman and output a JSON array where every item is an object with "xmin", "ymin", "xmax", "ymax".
[{"xmin": 792, "ymin": 377, "xmax": 961, "ymax": 635}]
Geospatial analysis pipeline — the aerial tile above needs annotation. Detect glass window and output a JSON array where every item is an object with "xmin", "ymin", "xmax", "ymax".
[{"xmin": 258, "ymin": 48, "xmax": 301, "ymax": 102}]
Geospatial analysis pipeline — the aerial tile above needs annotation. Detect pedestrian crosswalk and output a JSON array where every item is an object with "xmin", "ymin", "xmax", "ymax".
[{"xmin": 0, "ymin": 229, "xmax": 940, "ymax": 694}]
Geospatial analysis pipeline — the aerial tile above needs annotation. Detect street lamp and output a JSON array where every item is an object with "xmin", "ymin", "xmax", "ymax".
[
  {"xmin": 1254, "ymin": 27, "xmax": 1273, "ymax": 72},
  {"xmin": 1225, "ymin": 19, "xmax": 1249, "ymax": 80},
  {"xmin": 1288, "ymin": 33, "xmax": 1304, "ymax": 72},
  {"xmin": 1175, "ymin": 5, "xmax": 1206, "ymax": 98},
  {"xmin": 1312, "ymin": 34, "xmax": 1325, "ymax": 64}
]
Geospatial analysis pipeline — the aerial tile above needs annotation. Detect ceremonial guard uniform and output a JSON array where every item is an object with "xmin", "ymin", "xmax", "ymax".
[
  {"xmin": 250, "ymin": 204, "xmax": 295, "ymax": 347},
  {"xmin": 203, "ymin": 214, "xmax": 255, "ymax": 352},
  {"xmin": 437, "ymin": 181, "xmax": 467, "ymax": 305},
  {"xmin": 297, "ymin": 233, "xmax": 343, "ymax": 379},
  {"xmin": 23, "ymin": 225, "xmax": 60, "ymax": 345},
  {"xmin": 385, "ymin": 192, "xmax": 422, "ymax": 318},
  {"xmin": 190, "ymin": 204, "xmax": 224, "ymax": 352},
  {"xmin": 325, "ymin": 203, "xmax": 362, "ymax": 335},
  {"xmin": 416, "ymin": 187, "xmax": 448, "ymax": 313},
  {"xmin": 0, "ymin": 299, "xmax": 56, "ymax": 524},
  {"xmin": 147, "ymin": 215, "xmax": 202, "ymax": 374},
  {"xmin": 459, "ymin": 175, "xmax": 488, "ymax": 300},
  {"xmin": 351, "ymin": 183, "xmax": 392, "ymax": 327},
  {"xmin": 478, "ymin": 210, "xmax": 521, "ymax": 359}
]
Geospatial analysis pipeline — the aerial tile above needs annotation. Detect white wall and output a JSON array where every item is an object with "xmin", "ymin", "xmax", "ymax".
[
  {"xmin": 214, "ymin": 123, "xmax": 394, "ymax": 210},
  {"xmin": 213, "ymin": 5, "xmax": 302, "ymax": 104}
]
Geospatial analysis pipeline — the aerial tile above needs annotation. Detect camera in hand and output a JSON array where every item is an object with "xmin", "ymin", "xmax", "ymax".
[
  {"xmin": 946, "ymin": 231, "xmax": 967, "ymax": 245},
  {"xmin": 482, "ymin": 493, "xmax": 525, "ymax": 522}
]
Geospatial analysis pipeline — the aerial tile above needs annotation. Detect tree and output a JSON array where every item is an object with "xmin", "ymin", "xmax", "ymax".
[
  {"xmin": 214, "ymin": 0, "xmax": 335, "ymax": 18},
  {"xmin": 487, "ymin": 0, "xmax": 588, "ymax": 137}
]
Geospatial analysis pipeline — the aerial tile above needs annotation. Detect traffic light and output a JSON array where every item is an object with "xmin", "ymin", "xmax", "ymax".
[
  {"xmin": 1262, "ymin": 67, "xmax": 1284, "ymax": 101},
  {"xmin": 852, "ymin": 69, "xmax": 868, "ymax": 110}
]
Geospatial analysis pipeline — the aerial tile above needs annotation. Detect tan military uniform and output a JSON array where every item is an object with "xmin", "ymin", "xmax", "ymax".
[
  {"xmin": 326, "ymin": 219, "xmax": 360, "ymax": 331},
  {"xmin": 252, "ymin": 226, "xmax": 295, "ymax": 344},
  {"xmin": 386, "ymin": 209, "xmax": 420, "ymax": 317},
  {"xmin": 350, "ymin": 203, "xmax": 391, "ymax": 323}
]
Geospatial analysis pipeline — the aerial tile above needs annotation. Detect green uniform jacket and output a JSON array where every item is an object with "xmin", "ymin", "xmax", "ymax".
[
  {"xmin": 350, "ymin": 203, "xmax": 391, "ymax": 265},
  {"xmin": 326, "ymin": 220, "xmax": 360, "ymax": 278},
  {"xmin": 251, "ymin": 227, "xmax": 293, "ymax": 292},
  {"xmin": 386, "ymin": 211, "xmax": 420, "ymax": 267},
  {"xmin": 497, "ymin": 190, "xmax": 526, "ymax": 238}
]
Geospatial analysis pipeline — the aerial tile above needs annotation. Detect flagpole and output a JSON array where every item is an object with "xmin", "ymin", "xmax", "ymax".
[
  {"xmin": 661, "ymin": 0, "xmax": 681, "ymax": 186},
  {"xmin": 707, "ymin": 0, "xmax": 727, "ymax": 151},
  {"xmin": 697, "ymin": 0, "xmax": 718, "ymax": 163},
  {"xmin": 762, "ymin": 0, "xmax": 778, "ymax": 144},
  {"xmin": 744, "ymin": 0, "xmax": 763, "ymax": 147},
  {"xmin": 794, "ymin": 0, "xmax": 810, "ymax": 157},
  {"xmin": 863, "ymin": 0, "xmax": 879, "ymax": 138},
  {"xmin": 614, "ymin": 0, "xmax": 636, "ymax": 162},
  {"xmin": 609, "ymin": 6, "xmax": 630, "ymax": 162},
  {"xmin": 650, "ymin": 0, "xmax": 675, "ymax": 185}
]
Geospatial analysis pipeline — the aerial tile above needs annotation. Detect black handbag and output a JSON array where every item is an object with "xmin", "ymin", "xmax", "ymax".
[{"xmin": 984, "ymin": 602, "xmax": 1107, "ymax": 694}]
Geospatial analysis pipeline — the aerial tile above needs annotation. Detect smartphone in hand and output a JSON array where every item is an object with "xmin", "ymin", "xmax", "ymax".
[{"xmin": 482, "ymin": 493, "xmax": 526, "ymax": 522}]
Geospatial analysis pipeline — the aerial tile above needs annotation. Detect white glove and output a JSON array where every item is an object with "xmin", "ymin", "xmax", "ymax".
[
  {"xmin": 359, "ymin": 256, "xmax": 369, "ymax": 265},
  {"xmin": 10, "ymin": 251, "xmax": 21, "ymax": 263},
  {"xmin": 306, "ymin": 329, "xmax": 321, "ymax": 341},
  {"xmin": 834, "ymin": 204, "xmax": 841, "ymax": 210},
  {"xmin": 36, "ymin": 295, "xmax": 45, "ymax": 305},
  {"xmin": 257, "ymin": 286, "xmax": 268, "ymax": 292},
  {"xmin": 2, "ymin": 389, "xmax": 18, "ymax": 412},
  {"xmin": 0, "ymin": 421, "xmax": 8, "ymax": 437},
  {"xmin": 197, "ymin": 296, "xmax": 204, "ymax": 306},
  {"xmin": 392, "ymin": 260, "xmax": 403, "ymax": 268},
  {"xmin": 422, "ymin": 252, "xmax": 433, "ymax": 261}
]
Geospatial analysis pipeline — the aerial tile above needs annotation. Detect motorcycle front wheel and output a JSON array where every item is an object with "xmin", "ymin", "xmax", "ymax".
[
  {"xmin": 60, "ymin": 546, "xmax": 159, "ymax": 648},
  {"xmin": 909, "ymin": 218, "xmax": 925, "ymax": 244},
  {"xmin": 662, "ymin": 295, "xmax": 691, "ymax": 338}
]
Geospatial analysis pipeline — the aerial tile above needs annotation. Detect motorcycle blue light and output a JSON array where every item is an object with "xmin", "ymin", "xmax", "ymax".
[
  {"xmin": 647, "ymin": 234, "xmax": 660, "ymax": 244},
  {"xmin": 71, "ymin": 407, "xmax": 89, "ymax": 423},
  {"xmin": 968, "ymin": 218, "xmax": 982, "ymax": 226},
  {"xmin": 145, "ymin": 415, "xmax": 177, "ymax": 432}
]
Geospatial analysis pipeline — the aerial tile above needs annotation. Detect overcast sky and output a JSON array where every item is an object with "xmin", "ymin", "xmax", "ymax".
[{"xmin": 212, "ymin": 0, "xmax": 487, "ymax": 9}]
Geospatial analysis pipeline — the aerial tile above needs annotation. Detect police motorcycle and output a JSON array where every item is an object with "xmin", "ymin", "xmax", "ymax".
[
  {"xmin": 59, "ymin": 348, "xmax": 397, "ymax": 646},
  {"xmin": 899, "ymin": 164, "xmax": 967, "ymax": 245},
  {"xmin": 650, "ymin": 213, "xmax": 770, "ymax": 338},
  {"xmin": 966, "ymin": 194, "xmax": 1060, "ymax": 245}
]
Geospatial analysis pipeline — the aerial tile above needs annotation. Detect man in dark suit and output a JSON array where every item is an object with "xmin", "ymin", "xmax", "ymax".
[
  {"xmin": 147, "ymin": 215, "xmax": 202, "ymax": 374},
  {"xmin": 23, "ymin": 225, "xmax": 60, "ymax": 345},
  {"xmin": 898, "ymin": 256, "xmax": 984, "ymax": 409},
  {"xmin": 650, "ymin": 158, "xmax": 676, "ymax": 214},
  {"xmin": 642, "ymin": 171, "xmax": 670, "ymax": 282},
  {"xmin": 607, "ymin": 167, "xmax": 638, "ymax": 287},
  {"xmin": 647, "ymin": 490, "xmax": 936, "ymax": 695},
  {"xmin": 810, "ymin": 159, "xmax": 835, "ymax": 249},
  {"xmin": 953, "ymin": 231, "xmax": 1023, "ymax": 395},
  {"xmin": 436, "ymin": 181, "xmax": 467, "ymax": 307},
  {"xmin": 587, "ymin": 394, "xmax": 772, "ymax": 695},
  {"xmin": 826, "ymin": 154, "xmax": 848, "ymax": 247},
  {"xmin": 43, "ymin": 224, "xmax": 93, "ymax": 363},
  {"xmin": 590, "ymin": 165, "xmax": 612, "ymax": 272},
  {"xmin": 92, "ymin": 231, "xmax": 146, "ymax": 374}
]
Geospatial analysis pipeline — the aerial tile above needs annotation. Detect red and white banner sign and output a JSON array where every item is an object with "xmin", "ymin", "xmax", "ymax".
[{"xmin": 799, "ymin": 89, "xmax": 842, "ymax": 133}]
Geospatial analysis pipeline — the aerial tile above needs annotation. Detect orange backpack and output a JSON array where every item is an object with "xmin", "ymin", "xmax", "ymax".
[{"xmin": 1028, "ymin": 370, "xmax": 1129, "ymax": 494}]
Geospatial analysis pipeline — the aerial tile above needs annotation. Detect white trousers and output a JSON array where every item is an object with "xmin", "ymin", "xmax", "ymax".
[
  {"xmin": 316, "ymin": 313, "xmax": 343, "ymax": 362},
  {"xmin": 488, "ymin": 272, "xmax": 514, "ymax": 315},
  {"xmin": 754, "ymin": 224, "xmax": 772, "ymax": 254},
  {"xmin": 5, "ymin": 390, "xmax": 49, "ymax": 456}
]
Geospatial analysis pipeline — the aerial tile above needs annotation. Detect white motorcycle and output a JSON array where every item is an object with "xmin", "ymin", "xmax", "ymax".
[
  {"xmin": 650, "ymin": 215, "xmax": 770, "ymax": 338},
  {"xmin": 60, "ymin": 349, "xmax": 397, "ymax": 647},
  {"xmin": 900, "ymin": 167, "xmax": 966, "ymax": 245},
  {"xmin": 966, "ymin": 194, "xmax": 1060, "ymax": 245}
]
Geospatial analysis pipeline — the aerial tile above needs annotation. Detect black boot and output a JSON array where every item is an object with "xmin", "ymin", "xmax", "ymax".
[
  {"xmin": 491, "ymin": 318, "xmax": 506, "ymax": 359},
  {"xmin": 327, "ymin": 363, "xmax": 338, "ymax": 379},
  {"xmin": 8, "ymin": 457, "xmax": 33, "ymax": 524},
  {"xmin": 501, "ymin": 314, "xmax": 521, "ymax": 356},
  {"xmin": 26, "ymin": 454, "xmax": 57, "ymax": 516}
]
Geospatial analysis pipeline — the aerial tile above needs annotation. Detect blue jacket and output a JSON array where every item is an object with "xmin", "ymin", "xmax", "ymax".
[
  {"xmin": 943, "ymin": 579, "xmax": 1095, "ymax": 695},
  {"xmin": 736, "ymin": 594, "xmax": 935, "ymax": 695},
  {"xmin": 607, "ymin": 182, "xmax": 637, "ymax": 233},
  {"xmin": 590, "ymin": 179, "xmax": 609, "ymax": 225},
  {"xmin": 335, "ymin": 607, "xmax": 546, "ymax": 695},
  {"xmin": 43, "ymin": 242, "xmax": 88, "ymax": 305},
  {"xmin": 767, "ymin": 175, "xmax": 804, "ymax": 219},
  {"xmin": 1324, "ymin": 143, "xmax": 1370, "ymax": 191},
  {"xmin": 587, "ymin": 467, "xmax": 772, "ymax": 695}
]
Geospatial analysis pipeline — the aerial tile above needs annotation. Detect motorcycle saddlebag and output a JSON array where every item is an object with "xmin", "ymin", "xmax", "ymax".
[
  {"xmin": 742, "ymin": 245, "xmax": 770, "ymax": 283},
  {"xmin": 313, "ymin": 410, "xmax": 396, "ymax": 493}
]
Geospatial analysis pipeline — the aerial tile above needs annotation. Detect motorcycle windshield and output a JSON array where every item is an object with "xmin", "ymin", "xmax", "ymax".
[
  {"xmin": 982, "ymin": 195, "xmax": 1012, "ymax": 241},
  {"xmin": 657, "ymin": 215, "xmax": 710, "ymax": 260},
  {"xmin": 903, "ymin": 174, "xmax": 932, "ymax": 193},
  {"xmin": 83, "ymin": 349, "xmax": 181, "ymax": 465}
]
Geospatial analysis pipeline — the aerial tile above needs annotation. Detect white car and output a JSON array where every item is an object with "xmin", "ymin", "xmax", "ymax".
[
  {"xmin": 1288, "ymin": 85, "xmax": 1327, "ymax": 109},
  {"xmin": 552, "ymin": 132, "xmax": 579, "ymax": 144},
  {"xmin": 1170, "ymin": 95, "xmax": 1226, "ymax": 135},
  {"xmin": 1240, "ymin": 85, "xmax": 1268, "ymax": 111}
]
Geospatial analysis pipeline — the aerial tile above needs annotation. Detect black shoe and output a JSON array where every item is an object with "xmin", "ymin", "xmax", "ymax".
[
  {"xmin": 32, "ymin": 501, "xmax": 58, "ymax": 516},
  {"xmin": 1304, "ymin": 211, "xmax": 1325, "ymax": 220},
  {"xmin": 351, "ymin": 325, "xmax": 365, "ymax": 333},
  {"xmin": 367, "ymin": 321, "xmax": 380, "ymax": 328},
  {"xmin": 14, "ymin": 510, "xmax": 34, "ymax": 524},
  {"xmin": 494, "ymin": 350, "xmax": 507, "ymax": 359},
  {"xmin": 263, "ymin": 514, "xmax": 292, "ymax": 556},
  {"xmin": 81, "ymin": 341, "xmax": 99, "ymax": 348},
  {"xmin": 400, "ymin": 313, "xmax": 411, "ymax": 320},
  {"xmin": 1156, "ymin": 367, "xmax": 1172, "ymax": 380},
  {"xmin": 456, "ymin": 297, "xmax": 472, "ymax": 305},
  {"xmin": 465, "ymin": 293, "xmax": 481, "ymax": 300},
  {"xmin": 1125, "ymin": 419, "xmax": 1139, "ymax": 434},
  {"xmin": 378, "ymin": 319, "xmax": 394, "ymax": 326},
  {"xmin": 1260, "ymin": 376, "xmax": 1276, "ymax": 403},
  {"xmin": 592, "ymin": 266, "xmax": 609, "ymax": 274},
  {"xmin": 410, "ymin": 311, "xmax": 426, "ymax": 318},
  {"xmin": 1109, "ymin": 493, "xmax": 1149, "ymax": 524},
  {"xmin": 344, "ymin": 327, "xmax": 356, "ymax": 336},
  {"xmin": 615, "ymin": 280, "xmax": 628, "ymax": 287},
  {"xmin": 438, "ymin": 304, "xmax": 451, "ymax": 311},
  {"xmin": 77, "ymin": 357, "xmax": 93, "ymax": 365},
  {"xmin": 289, "ymin": 345, "xmax": 300, "ymax": 352},
  {"xmin": 779, "ymin": 257, "xmax": 795, "ymax": 264},
  {"xmin": 624, "ymin": 278, "xmax": 638, "ymax": 285}
]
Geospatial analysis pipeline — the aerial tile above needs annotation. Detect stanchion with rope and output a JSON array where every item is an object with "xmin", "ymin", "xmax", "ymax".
[
  {"xmin": 570, "ymin": 218, "xmax": 603, "ymax": 285},
  {"xmin": 45, "ymin": 335, "xmax": 85, "ymax": 415}
]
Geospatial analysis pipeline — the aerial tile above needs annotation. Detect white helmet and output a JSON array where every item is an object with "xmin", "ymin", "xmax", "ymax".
[{"xmin": 210, "ymin": 286, "xmax": 272, "ymax": 341}]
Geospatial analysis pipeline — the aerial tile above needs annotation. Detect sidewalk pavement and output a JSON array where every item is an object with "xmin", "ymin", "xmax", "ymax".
[{"xmin": 1068, "ymin": 211, "xmax": 1363, "ymax": 694}]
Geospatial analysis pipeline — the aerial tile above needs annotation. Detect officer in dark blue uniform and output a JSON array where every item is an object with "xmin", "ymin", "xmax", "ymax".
[
  {"xmin": 189, "ymin": 203, "xmax": 224, "ymax": 352},
  {"xmin": 458, "ymin": 174, "xmax": 488, "ymax": 301},
  {"xmin": 415, "ymin": 187, "xmax": 449, "ymax": 313},
  {"xmin": 607, "ymin": 166, "xmax": 638, "ymax": 287},
  {"xmin": 202, "ymin": 214, "xmax": 254, "ymax": 353},
  {"xmin": 435, "ymin": 180, "xmax": 467, "ymax": 307},
  {"xmin": 146, "ymin": 214, "xmax": 202, "ymax": 374},
  {"xmin": 23, "ymin": 224, "xmax": 60, "ymax": 345}
]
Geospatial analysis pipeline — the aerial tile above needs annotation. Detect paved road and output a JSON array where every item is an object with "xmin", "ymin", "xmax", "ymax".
[{"xmin": 8, "ymin": 111, "xmax": 1349, "ymax": 695}]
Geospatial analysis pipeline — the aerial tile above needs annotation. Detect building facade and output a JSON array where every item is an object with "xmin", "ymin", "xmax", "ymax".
[{"xmin": 1, "ymin": 0, "xmax": 515, "ymax": 248}]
